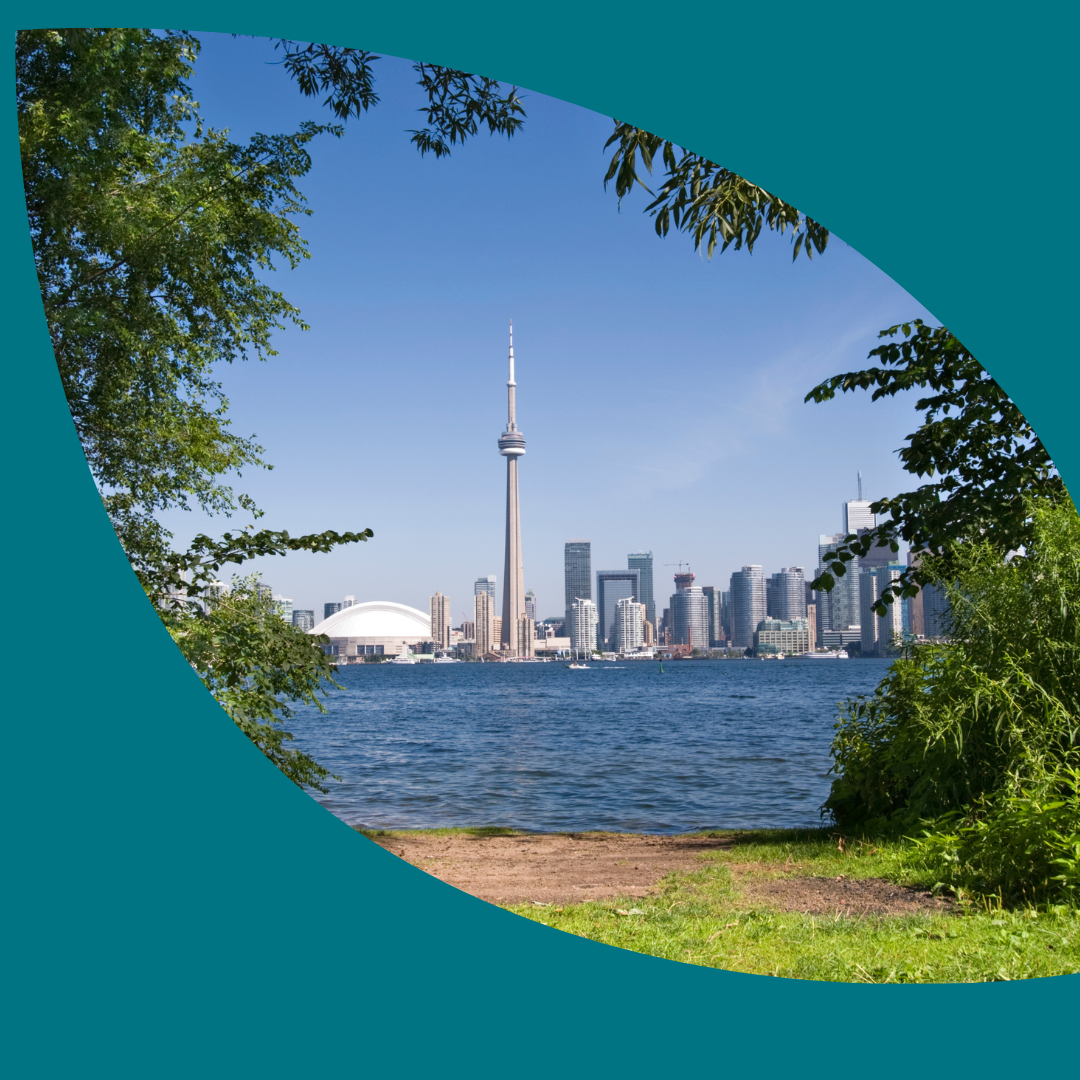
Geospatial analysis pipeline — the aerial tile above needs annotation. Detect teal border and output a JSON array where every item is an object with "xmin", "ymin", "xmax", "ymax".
[{"xmin": 4, "ymin": 5, "xmax": 1077, "ymax": 1076}]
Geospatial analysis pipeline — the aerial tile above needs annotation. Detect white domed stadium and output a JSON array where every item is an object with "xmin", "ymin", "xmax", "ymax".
[{"xmin": 310, "ymin": 601, "xmax": 432, "ymax": 659}]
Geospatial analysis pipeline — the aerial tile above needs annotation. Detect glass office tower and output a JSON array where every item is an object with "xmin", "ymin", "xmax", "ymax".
[
  {"xmin": 596, "ymin": 569, "xmax": 640, "ymax": 650},
  {"xmin": 564, "ymin": 540, "xmax": 592, "ymax": 631},
  {"xmin": 627, "ymin": 551, "xmax": 655, "ymax": 627}
]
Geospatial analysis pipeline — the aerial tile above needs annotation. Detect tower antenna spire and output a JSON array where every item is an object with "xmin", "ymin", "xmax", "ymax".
[{"xmin": 858, "ymin": 470, "xmax": 863, "ymax": 501}]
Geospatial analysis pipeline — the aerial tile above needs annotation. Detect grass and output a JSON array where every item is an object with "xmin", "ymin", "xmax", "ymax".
[{"xmin": 504, "ymin": 829, "xmax": 1080, "ymax": 983}]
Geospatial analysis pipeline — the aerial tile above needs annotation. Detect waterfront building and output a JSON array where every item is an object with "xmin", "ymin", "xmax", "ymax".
[
  {"xmin": 615, "ymin": 597, "xmax": 645, "ymax": 652},
  {"xmin": 323, "ymin": 595, "xmax": 355, "ymax": 623},
  {"xmin": 702, "ymin": 585, "xmax": 722, "ymax": 647},
  {"xmin": 497, "ymin": 324, "xmax": 527, "ymax": 654},
  {"xmin": 643, "ymin": 619, "xmax": 655, "ymax": 646},
  {"xmin": 564, "ymin": 540, "xmax": 592, "ymax": 631},
  {"xmin": 596, "ymin": 569, "xmax": 640, "ymax": 649},
  {"xmin": 475, "ymin": 592, "xmax": 495, "ymax": 656},
  {"xmin": 274, "ymin": 595, "xmax": 293, "ymax": 623},
  {"xmin": 292, "ymin": 609, "xmax": 314, "ymax": 633},
  {"xmin": 922, "ymin": 581, "xmax": 951, "ymax": 637},
  {"xmin": 570, "ymin": 597, "xmax": 599, "ymax": 654},
  {"xmin": 474, "ymin": 575, "xmax": 496, "ymax": 600},
  {"xmin": 806, "ymin": 603, "xmax": 816, "ymax": 649},
  {"xmin": 429, "ymin": 592, "xmax": 452, "ymax": 651},
  {"xmin": 754, "ymin": 617, "xmax": 811, "ymax": 656},
  {"xmin": 671, "ymin": 583, "xmax": 708, "ymax": 650},
  {"xmin": 524, "ymin": 590, "xmax": 536, "ymax": 620},
  {"xmin": 729, "ymin": 566, "xmax": 767, "ymax": 648},
  {"xmin": 460, "ymin": 620, "xmax": 475, "ymax": 639},
  {"xmin": 767, "ymin": 568, "xmax": 807, "ymax": 621},
  {"xmin": 627, "ymin": 551, "xmax": 656, "ymax": 627},
  {"xmin": 822, "ymin": 628, "xmax": 863, "ymax": 650},
  {"xmin": 516, "ymin": 615, "xmax": 535, "ymax": 657},
  {"xmin": 859, "ymin": 563, "xmax": 905, "ymax": 656},
  {"xmin": 310, "ymin": 601, "xmax": 432, "ymax": 659},
  {"xmin": 493, "ymin": 616, "xmax": 503, "ymax": 646},
  {"xmin": 720, "ymin": 590, "xmax": 732, "ymax": 640}
]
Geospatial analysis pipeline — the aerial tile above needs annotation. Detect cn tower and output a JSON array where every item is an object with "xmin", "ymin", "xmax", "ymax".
[{"xmin": 498, "ymin": 322, "xmax": 526, "ymax": 653}]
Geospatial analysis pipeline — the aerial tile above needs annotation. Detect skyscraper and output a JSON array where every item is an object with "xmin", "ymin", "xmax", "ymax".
[
  {"xmin": 843, "ymin": 473, "xmax": 876, "ymax": 536},
  {"xmin": 859, "ymin": 563, "xmax": 905, "ymax": 656},
  {"xmin": 474, "ymin": 575, "xmax": 496, "ymax": 600},
  {"xmin": 498, "ymin": 324, "xmax": 527, "ymax": 655},
  {"xmin": 430, "ymin": 592, "xmax": 451, "ymax": 651},
  {"xmin": 475, "ymin": 592, "xmax": 495, "ymax": 656},
  {"xmin": 768, "ymin": 568, "xmax": 807, "ymax": 620},
  {"xmin": 818, "ymin": 534, "xmax": 860, "ymax": 631},
  {"xmin": 729, "ymin": 566, "xmax": 767, "ymax": 648},
  {"xmin": 627, "ymin": 551, "xmax": 655, "ymax": 627},
  {"xmin": 702, "ymin": 585, "xmax": 722, "ymax": 647},
  {"xmin": 671, "ymin": 585, "xmax": 708, "ymax": 650},
  {"xmin": 615, "ymin": 598, "xmax": 645, "ymax": 652},
  {"xmin": 524, "ymin": 590, "xmax": 536, "ymax": 620},
  {"xmin": 596, "ymin": 569, "xmax": 640, "ymax": 650},
  {"xmin": 570, "ymin": 598, "xmax": 598, "ymax": 655},
  {"xmin": 292, "ymin": 610, "xmax": 314, "ymax": 633},
  {"xmin": 564, "ymin": 540, "xmax": 591, "ymax": 630}
]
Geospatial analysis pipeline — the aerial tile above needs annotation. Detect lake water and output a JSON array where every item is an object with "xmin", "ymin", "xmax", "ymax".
[{"xmin": 286, "ymin": 658, "xmax": 894, "ymax": 833}]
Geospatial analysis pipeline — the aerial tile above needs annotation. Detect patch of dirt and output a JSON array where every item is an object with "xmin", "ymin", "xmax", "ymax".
[
  {"xmin": 739, "ymin": 875, "xmax": 954, "ymax": 917},
  {"xmin": 367, "ymin": 831, "xmax": 735, "ymax": 905}
]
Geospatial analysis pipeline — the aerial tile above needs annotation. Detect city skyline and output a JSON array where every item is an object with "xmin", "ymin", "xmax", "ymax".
[{"xmin": 154, "ymin": 34, "xmax": 930, "ymax": 619}]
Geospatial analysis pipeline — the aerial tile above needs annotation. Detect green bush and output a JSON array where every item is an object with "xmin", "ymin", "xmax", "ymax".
[{"xmin": 825, "ymin": 498, "xmax": 1080, "ymax": 902}]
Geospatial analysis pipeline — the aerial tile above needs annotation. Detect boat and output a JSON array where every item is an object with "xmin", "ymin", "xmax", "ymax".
[
  {"xmin": 565, "ymin": 662, "xmax": 590, "ymax": 669},
  {"xmin": 433, "ymin": 656, "xmax": 460, "ymax": 664},
  {"xmin": 799, "ymin": 650, "xmax": 848, "ymax": 659},
  {"xmin": 391, "ymin": 652, "xmax": 418, "ymax": 665}
]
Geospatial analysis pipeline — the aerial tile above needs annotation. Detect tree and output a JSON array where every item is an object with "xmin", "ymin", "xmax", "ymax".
[
  {"xmin": 18, "ymin": 28, "xmax": 524, "ymax": 784},
  {"xmin": 804, "ymin": 321, "xmax": 1067, "ymax": 611}
]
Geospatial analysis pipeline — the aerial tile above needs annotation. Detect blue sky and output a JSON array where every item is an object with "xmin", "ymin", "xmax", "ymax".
[{"xmin": 157, "ymin": 32, "xmax": 935, "ymax": 623}]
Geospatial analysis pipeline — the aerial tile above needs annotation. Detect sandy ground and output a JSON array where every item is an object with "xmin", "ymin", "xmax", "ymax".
[
  {"xmin": 369, "ymin": 831, "xmax": 735, "ymax": 905},
  {"xmin": 367, "ymin": 831, "xmax": 951, "ymax": 915}
]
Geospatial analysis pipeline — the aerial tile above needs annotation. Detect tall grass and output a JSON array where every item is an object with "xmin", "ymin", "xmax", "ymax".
[{"xmin": 826, "ymin": 499, "xmax": 1080, "ymax": 902}]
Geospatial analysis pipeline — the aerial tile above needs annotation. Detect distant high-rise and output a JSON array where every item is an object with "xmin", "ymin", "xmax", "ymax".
[
  {"xmin": 729, "ymin": 566, "xmax": 767, "ymax": 648},
  {"xmin": 671, "ymin": 584, "xmax": 708, "ymax": 650},
  {"xmin": 474, "ymin": 575, "xmax": 496, "ymax": 600},
  {"xmin": 292, "ymin": 609, "xmax": 315, "ymax": 633},
  {"xmin": 516, "ymin": 615, "xmax": 535, "ymax": 658},
  {"xmin": 615, "ymin": 598, "xmax": 645, "ymax": 653},
  {"xmin": 843, "ymin": 473, "xmax": 876, "ymax": 536},
  {"xmin": 768, "ymin": 568, "xmax": 807, "ymax": 621},
  {"xmin": 524, "ymin": 590, "xmax": 536, "ymax": 621},
  {"xmin": 474, "ymin": 592, "xmax": 495, "ymax": 656},
  {"xmin": 860, "ymin": 564, "xmax": 905, "ymax": 656},
  {"xmin": 564, "ymin": 541, "xmax": 591, "ymax": 630},
  {"xmin": 430, "ymin": 592, "xmax": 451, "ymax": 651},
  {"xmin": 818, "ymin": 534, "xmax": 860, "ymax": 632},
  {"xmin": 596, "ymin": 569, "xmax": 640, "ymax": 650},
  {"xmin": 570, "ymin": 598, "xmax": 598, "ymax": 655},
  {"xmin": 720, "ymin": 590, "xmax": 732, "ymax": 641},
  {"xmin": 702, "ymin": 585, "xmax": 722, "ymax": 647},
  {"xmin": 627, "ymin": 551, "xmax": 655, "ymax": 627},
  {"xmin": 274, "ymin": 595, "xmax": 294, "ymax": 623}
]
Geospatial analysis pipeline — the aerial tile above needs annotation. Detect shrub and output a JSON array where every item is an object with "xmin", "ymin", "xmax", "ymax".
[{"xmin": 825, "ymin": 498, "xmax": 1080, "ymax": 901}]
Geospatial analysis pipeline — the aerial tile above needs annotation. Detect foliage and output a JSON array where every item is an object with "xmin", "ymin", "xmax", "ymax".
[
  {"xmin": 264, "ymin": 39, "xmax": 525, "ymax": 158},
  {"xmin": 166, "ymin": 576, "xmax": 342, "ymax": 791},
  {"xmin": 141, "ymin": 525, "xmax": 373, "ymax": 607},
  {"xmin": 825, "ymin": 500, "xmax": 1080, "ymax": 901},
  {"xmin": 18, "ymin": 28, "xmax": 342, "ymax": 559},
  {"xmin": 805, "ymin": 320, "xmax": 1066, "ymax": 612},
  {"xmin": 602, "ymin": 123, "xmax": 829, "ymax": 260}
]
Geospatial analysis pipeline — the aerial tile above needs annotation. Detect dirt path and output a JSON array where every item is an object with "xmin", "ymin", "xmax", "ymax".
[
  {"xmin": 369, "ymin": 831, "xmax": 735, "ymax": 905},
  {"xmin": 368, "ymin": 831, "xmax": 953, "ymax": 915}
]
